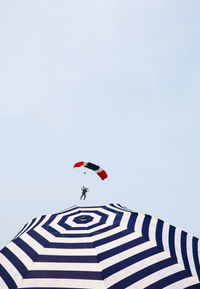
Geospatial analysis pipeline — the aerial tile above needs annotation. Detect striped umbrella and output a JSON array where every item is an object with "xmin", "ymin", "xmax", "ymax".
[{"xmin": 0, "ymin": 204, "xmax": 199, "ymax": 288}]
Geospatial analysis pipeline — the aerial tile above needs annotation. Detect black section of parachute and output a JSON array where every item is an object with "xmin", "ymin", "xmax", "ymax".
[{"xmin": 85, "ymin": 162, "xmax": 100, "ymax": 171}]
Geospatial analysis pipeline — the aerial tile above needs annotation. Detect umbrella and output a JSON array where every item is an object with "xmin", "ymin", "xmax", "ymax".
[{"xmin": 0, "ymin": 204, "xmax": 199, "ymax": 288}]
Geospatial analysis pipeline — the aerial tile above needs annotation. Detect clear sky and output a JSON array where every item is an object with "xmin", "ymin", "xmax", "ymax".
[{"xmin": 0, "ymin": 0, "xmax": 200, "ymax": 249}]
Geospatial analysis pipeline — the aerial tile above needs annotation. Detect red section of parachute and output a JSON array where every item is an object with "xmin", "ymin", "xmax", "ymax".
[
  {"xmin": 73, "ymin": 161, "xmax": 108, "ymax": 180},
  {"xmin": 73, "ymin": 161, "xmax": 84, "ymax": 168},
  {"xmin": 97, "ymin": 170, "xmax": 108, "ymax": 180}
]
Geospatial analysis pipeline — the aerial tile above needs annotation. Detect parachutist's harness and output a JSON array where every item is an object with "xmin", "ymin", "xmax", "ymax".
[{"xmin": 80, "ymin": 186, "xmax": 89, "ymax": 200}]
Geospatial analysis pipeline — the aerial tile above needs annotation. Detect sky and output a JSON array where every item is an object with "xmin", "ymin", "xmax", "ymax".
[{"xmin": 0, "ymin": 0, "xmax": 200, "ymax": 249}]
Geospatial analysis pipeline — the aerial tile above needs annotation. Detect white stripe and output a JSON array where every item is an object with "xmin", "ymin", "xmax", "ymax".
[
  {"xmin": 19, "ymin": 278, "xmax": 105, "ymax": 288},
  {"xmin": 119, "ymin": 211, "xmax": 131, "ymax": 227},
  {"xmin": 100, "ymin": 240, "xmax": 154, "ymax": 270},
  {"xmin": 0, "ymin": 276, "xmax": 8, "ymax": 289},
  {"xmin": 35, "ymin": 226, "xmax": 92, "ymax": 243},
  {"xmin": 31, "ymin": 262, "xmax": 101, "ymax": 271},
  {"xmin": 104, "ymin": 251, "xmax": 171, "ymax": 288},
  {"xmin": 164, "ymin": 275, "xmax": 199, "ymax": 288},
  {"xmin": 148, "ymin": 216, "xmax": 158, "ymax": 243},
  {"xmin": 95, "ymin": 231, "xmax": 141, "ymax": 254},
  {"xmin": 20, "ymin": 234, "xmax": 97, "ymax": 256},
  {"xmin": 134, "ymin": 213, "xmax": 145, "ymax": 234},
  {"xmin": 127, "ymin": 264, "xmax": 182, "ymax": 289},
  {"xmin": 187, "ymin": 233, "xmax": 198, "ymax": 278},
  {"xmin": 6, "ymin": 242, "xmax": 32, "ymax": 270},
  {"xmin": 162, "ymin": 221, "xmax": 170, "ymax": 253},
  {"xmin": 92, "ymin": 226, "xmax": 130, "ymax": 242},
  {"xmin": 107, "ymin": 204, "xmax": 133, "ymax": 213},
  {"xmin": 0, "ymin": 253, "xmax": 22, "ymax": 287},
  {"xmin": 175, "ymin": 227, "xmax": 184, "ymax": 267}
]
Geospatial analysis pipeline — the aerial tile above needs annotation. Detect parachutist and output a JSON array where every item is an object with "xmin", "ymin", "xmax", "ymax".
[{"xmin": 80, "ymin": 185, "xmax": 89, "ymax": 200}]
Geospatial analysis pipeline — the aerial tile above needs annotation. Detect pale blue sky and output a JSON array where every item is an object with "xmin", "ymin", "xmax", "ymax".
[{"xmin": 0, "ymin": 0, "xmax": 200, "ymax": 249}]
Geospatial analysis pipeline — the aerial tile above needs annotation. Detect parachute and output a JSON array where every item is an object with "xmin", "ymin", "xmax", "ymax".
[{"xmin": 73, "ymin": 161, "xmax": 108, "ymax": 180}]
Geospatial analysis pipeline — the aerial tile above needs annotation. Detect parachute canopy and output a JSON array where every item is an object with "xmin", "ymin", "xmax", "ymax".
[{"xmin": 73, "ymin": 161, "xmax": 108, "ymax": 180}]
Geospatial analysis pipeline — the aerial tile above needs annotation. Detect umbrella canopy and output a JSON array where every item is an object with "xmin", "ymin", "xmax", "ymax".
[{"xmin": 0, "ymin": 204, "xmax": 199, "ymax": 288}]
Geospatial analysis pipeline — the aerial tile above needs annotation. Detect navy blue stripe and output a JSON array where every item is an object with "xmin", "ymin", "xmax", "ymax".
[
  {"xmin": 58, "ymin": 232, "xmax": 91, "ymax": 237},
  {"xmin": 20, "ymin": 286, "xmax": 91, "ymax": 289},
  {"xmin": 42, "ymin": 225, "xmax": 61, "ymax": 237},
  {"xmin": 109, "ymin": 257, "xmax": 177, "ymax": 289},
  {"xmin": 103, "ymin": 246, "xmax": 162, "ymax": 278},
  {"xmin": 90, "ymin": 223, "xmax": 119, "ymax": 237},
  {"xmin": 193, "ymin": 236, "xmax": 200, "ymax": 280},
  {"xmin": 28, "ymin": 230, "xmax": 49, "ymax": 247},
  {"xmin": 156, "ymin": 219, "xmax": 164, "ymax": 250},
  {"xmin": 98, "ymin": 236, "xmax": 146, "ymax": 262},
  {"xmin": 110, "ymin": 204, "xmax": 134, "ymax": 214},
  {"xmin": 145, "ymin": 269, "xmax": 192, "ymax": 289},
  {"xmin": 0, "ymin": 264, "xmax": 17, "ymax": 289},
  {"xmin": 23, "ymin": 218, "xmax": 37, "ymax": 233},
  {"xmin": 25, "ymin": 270, "xmax": 103, "ymax": 280},
  {"xmin": 116, "ymin": 204, "xmax": 124, "ymax": 208},
  {"xmin": 128, "ymin": 212, "xmax": 138, "ymax": 230},
  {"xmin": 42, "ymin": 214, "xmax": 63, "ymax": 237},
  {"xmin": 109, "ymin": 204, "xmax": 125, "ymax": 210},
  {"xmin": 37, "ymin": 255, "xmax": 99, "ymax": 263},
  {"xmin": 13, "ymin": 237, "xmax": 37, "ymax": 261},
  {"xmin": 31, "ymin": 215, "xmax": 46, "ymax": 230},
  {"xmin": 113, "ymin": 211, "xmax": 123, "ymax": 225},
  {"xmin": 48, "ymin": 242, "xmax": 94, "ymax": 249},
  {"xmin": 102, "ymin": 205, "xmax": 123, "ymax": 218},
  {"xmin": 1, "ymin": 247, "xmax": 27, "ymax": 277},
  {"xmin": 94, "ymin": 229, "xmax": 133, "ymax": 247},
  {"xmin": 43, "ymin": 214, "xmax": 57, "ymax": 228},
  {"xmin": 96, "ymin": 206, "xmax": 123, "ymax": 227},
  {"xmin": 142, "ymin": 215, "xmax": 151, "ymax": 239},
  {"xmin": 28, "ymin": 229, "xmax": 94, "ymax": 249},
  {"xmin": 169, "ymin": 225, "xmax": 177, "ymax": 261},
  {"xmin": 181, "ymin": 231, "xmax": 191, "ymax": 275}
]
